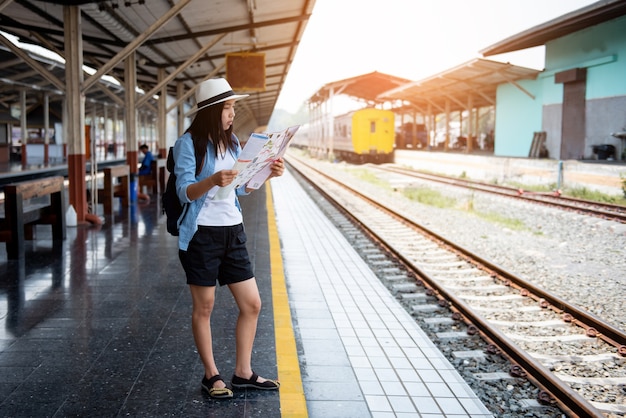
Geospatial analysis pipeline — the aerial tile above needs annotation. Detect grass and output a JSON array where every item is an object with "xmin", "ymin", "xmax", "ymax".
[
  {"xmin": 473, "ymin": 211, "xmax": 528, "ymax": 231},
  {"xmin": 397, "ymin": 164, "xmax": 626, "ymax": 206},
  {"xmin": 403, "ymin": 186, "xmax": 533, "ymax": 232},
  {"xmin": 347, "ymin": 166, "xmax": 531, "ymax": 230},
  {"xmin": 566, "ymin": 187, "xmax": 626, "ymax": 204},
  {"xmin": 348, "ymin": 167, "xmax": 390, "ymax": 188},
  {"xmin": 336, "ymin": 159, "xmax": 623, "ymax": 234},
  {"xmin": 403, "ymin": 187, "xmax": 457, "ymax": 209},
  {"xmin": 507, "ymin": 181, "xmax": 626, "ymax": 204}
]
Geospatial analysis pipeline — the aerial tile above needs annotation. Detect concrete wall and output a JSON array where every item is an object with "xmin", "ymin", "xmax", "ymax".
[
  {"xmin": 494, "ymin": 79, "xmax": 543, "ymax": 158},
  {"xmin": 494, "ymin": 15, "xmax": 626, "ymax": 161}
]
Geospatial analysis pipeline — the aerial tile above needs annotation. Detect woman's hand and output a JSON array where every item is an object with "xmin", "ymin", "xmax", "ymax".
[
  {"xmin": 185, "ymin": 169, "xmax": 239, "ymax": 201},
  {"xmin": 211, "ymin": 169, "xmax": 238, "ymax": 187},
  {"xmin": 244, "ymin": 158, "xmax": 285, "ymax": 193},
  {"xmin": 268, "ymin": 158, "xmax": 285, "ymax": 179}
]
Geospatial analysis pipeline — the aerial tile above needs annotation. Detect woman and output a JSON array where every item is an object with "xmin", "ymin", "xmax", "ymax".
[{"xmin": 173, "ymin": 78, "xmax": 282, "ymax": 399}]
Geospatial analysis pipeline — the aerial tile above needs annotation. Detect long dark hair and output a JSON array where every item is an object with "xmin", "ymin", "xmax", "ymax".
[{"xmin": 185, "ymin": 102, "xmax": 235, "ymax": 175}]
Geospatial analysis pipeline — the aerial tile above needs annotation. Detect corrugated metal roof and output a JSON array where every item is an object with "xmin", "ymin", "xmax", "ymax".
[
  {"xmin": 309, "ymin": 71, "xmax": 413, "ymax": 106},
  {"xmin": 377, "ymin": 58, "xmax": 540, "ymax": 114},
  {"xmin": 0, "ymin": 0, "xmax": 315, "ymax": 132}
]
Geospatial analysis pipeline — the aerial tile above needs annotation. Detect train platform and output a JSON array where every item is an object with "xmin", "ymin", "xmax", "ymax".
[
  {"xmin": 394, "ymin": 150, "xmax": 625, "ymax": 196},
  {"xmin": 0, "ymin": 167, "xmax": 493, "ymax": 417}
]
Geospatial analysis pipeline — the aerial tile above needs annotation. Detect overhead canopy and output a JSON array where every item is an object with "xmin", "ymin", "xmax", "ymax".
[
  {"xmin": 26, "ymin": 102, "xmax": 63, "ymax": 126},
  {"xmin": 0, "ymin": 0, "xmax": 315, "ymax": 130},
  {"xmin": 309, "ymin": 71, "xmax": 413, "ymax": 106},
  {"xmin": 377, "ymin": 58, "xmax": 541, "ymax": 114},
  {"xmin": 0, "ymin": 108, "xmax": 18, "ymax": 124},
  {"xmin": 480, "ymin": 0, "xmax": 626, "ymax": 56}
]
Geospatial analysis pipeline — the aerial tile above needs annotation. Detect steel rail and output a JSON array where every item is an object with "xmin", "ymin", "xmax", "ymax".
[
  {"xmin": 377, "ymin": 165, "xmax": 626, "ymax": 223},
  {"xmin": 295, "ymin": 158, "xmax": 626, "ymax": 348},
  {"xmin": 286, "ymin": 156, "xmax": 618, "ymax": 418}
]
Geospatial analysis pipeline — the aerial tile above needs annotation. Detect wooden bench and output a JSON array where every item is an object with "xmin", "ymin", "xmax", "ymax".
[
  {"xmin": 138, "ymin": 158, "xmax": 167, "ymax": 195},
  {"xmin": 0, "ymin": 176, "xmax": 66, "ymax": 259},
  {"xmin": 529, "ymin": 131, "xmax": 548, "ymax": 158},
  {"xmin": 97, "ymin": 165, "xmax": 130, "ymax": 214}
]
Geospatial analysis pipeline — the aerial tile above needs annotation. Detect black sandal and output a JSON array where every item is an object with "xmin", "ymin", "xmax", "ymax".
[
  {"xmin": 231, "ymin": 371, "xmax": 280, "ymax": 390},
  {"xmin": 201, "ymin": 374, "xmax": 233, "ymax": 399}
]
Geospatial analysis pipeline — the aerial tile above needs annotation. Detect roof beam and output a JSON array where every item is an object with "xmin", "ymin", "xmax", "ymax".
[
  {"xmin": 95, "ymin": 83, "xmax": 124, "ymax": 107},
  {"xmin": 442, "ymin": 92, "xmax": 466, "ymax": 110},
  {"xmin": 0, "ymin": 32, "xmax": 65, "ymax": 90},
  {"xmin": 0, "ymin": 0, "xmax": 14, "ymax": 14},
  {"xmin": 82, "ymin": 0, "xmax": 192, "ymax": 93},
  {"xmin": 137, "ymin": 33, "xmax": 226, "ymax": 108},
  {"xmin": 461, "ymin": 81, "xmax": 497, "ymax": 105},
  {"xmin": 500, "ymin": 73, "xmax": 536, "ymax": 100},
  {"xmin": 168, "ymin": 63, "xmax": 224, "ymax": 115},
  {"xmin": 421, "ymin": 98, "xmax": 445, "ymax": 114},
  {"xmin": 150, "ymin": 14, "xmax": 310, "ymax": 44}
]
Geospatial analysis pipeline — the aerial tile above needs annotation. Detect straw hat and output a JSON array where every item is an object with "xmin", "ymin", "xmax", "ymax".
[{"xmin": 193, "ymin": 78, "xmax": 249, "ymax": 113}]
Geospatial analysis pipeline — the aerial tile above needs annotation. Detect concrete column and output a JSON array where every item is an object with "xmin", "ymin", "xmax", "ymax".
[
  {"xmin": 125, "ymin": 51, "xmax": 138, "ymax": 173},
  {"xmin": 158, "ymin": 68, "xmax": 167, "ymax": 157},
  {"xmin": 103, "ymin": 104, "xmax": 109, "ymax": 158},
  {"xmin": 20, "ymin": 89, "xmax": 26, "ymax": 165},
  {"xmin": 44, "ymin": 93, "xmax": 49, "ymax": 164},
  {"xmin": 113, "ymin": 106, "xmax": 119, "ymax": 156},
  {"xmin": 555, "ymin": 68, "xmax": 587, "ymax": 160},
  {"xmin": 64, "ymin": 5, "xmax": 88, "ymax": 223},
  {"xmin": 177, "ymin": 82, "xmax": 185, "ymax": 137},
  {"xmin": 328, "ymin": 88, "xmax": 334, "ymax": 160},
  {"xmin": 444, "ymin": 100, "xmax": 450, "ymax": 152},
  {"xmin": 467, "ymin": 96, "xmax": 474, "ymax": 153},
  {"xmin": 427, "ymin": 103, "xmax": 433, "ymax": 150}
]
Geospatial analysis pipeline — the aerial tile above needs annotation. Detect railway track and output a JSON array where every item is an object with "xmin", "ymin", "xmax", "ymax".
[
  {"xmin": 374, "ymin": 164, "xmax": 626, "ymax": 223},
  {"xmin": 286, "ymin": 154, "xmax": 626, "ymax": 418}
]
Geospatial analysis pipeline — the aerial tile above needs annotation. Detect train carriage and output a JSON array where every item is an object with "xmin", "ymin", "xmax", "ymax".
[{"xmin": 333, "ymin": 108, "xmax": 395, "ymax": 164}]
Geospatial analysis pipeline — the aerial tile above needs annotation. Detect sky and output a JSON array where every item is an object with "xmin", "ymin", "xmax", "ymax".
[{"xmin": 274, "ymin": 0, "xmax": 598, "ymax": 113}]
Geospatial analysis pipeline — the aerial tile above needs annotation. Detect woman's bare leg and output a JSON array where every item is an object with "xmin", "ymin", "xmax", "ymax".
[
  {"xmin": 228, "ymin": 278, "xmax": 272, "ymax": 383},
  {"xmin": 189, "ymin": 284, "xmax": 226, "ymax": 389}
]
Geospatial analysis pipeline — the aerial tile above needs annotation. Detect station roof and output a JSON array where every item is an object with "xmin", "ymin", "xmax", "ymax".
[
  {"xmin": 0, "ymin": 108, "xmax": 18, "ymax": 124},
  {"xmin": 308, "ymin": 71, "xmax": 413, "ymax": 106},
  {"xmin": 480, "ymin": 0, "xmax": 626, "ymax": 56},
  {"xmin": 0, "ymin": 0, "xmax": 315, "ymax": 131},
  {"xmin": 377, "ymin": 59, "xmax": 540, "ymax": 115}
]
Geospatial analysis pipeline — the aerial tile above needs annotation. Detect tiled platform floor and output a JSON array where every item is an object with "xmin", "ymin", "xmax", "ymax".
[
  {"xmin": 272, "ymin": 170, "xmax": 493, "ymax": 418},
  {"xmin": 0, "ymin": 189, "xmax": 281, "ymax": 417},
  {"xmin": 1, "ymin": 168, "xmax": 493, "ymax": 417}
]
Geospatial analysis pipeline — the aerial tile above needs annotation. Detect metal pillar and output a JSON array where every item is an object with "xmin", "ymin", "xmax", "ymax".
[
  {"xmin": 64, "ymin": 5, "xmax": 87, "ymax": 223},
  {"xmin": 19, "ymin": 89, "xmax": 26, "ymax": 165},
  {"xmin": 125, "ymin": 50, "xmax": 138, "ymax": 174},
  {"xmin": 158, "ymin": 68, "xmax": 167, "ymax": 157},
  {"xmin": 43, "ymin": 93, "xmax": 49, "ymax": 164},
  {"xmin": 177, "ymin": 82, "xmax": 185, "ymax": 137}
]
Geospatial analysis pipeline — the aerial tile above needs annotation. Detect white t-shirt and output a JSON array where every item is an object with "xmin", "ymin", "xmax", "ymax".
[{"xmin": 196, "ymin": 150, "xmax": 243, "ymax": 226}]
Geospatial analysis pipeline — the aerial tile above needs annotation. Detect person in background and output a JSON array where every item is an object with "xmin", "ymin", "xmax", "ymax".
[
  {"xmin": 137, "ymin": 144, "xmax": 154, "ymax": 202},
  {"xmin": 138, "ymin": 144, "xmax": 154, "ymax": 175},
  {"xmin": 173, "ymin": 78, "xmax": 283, "ymax": 399}
]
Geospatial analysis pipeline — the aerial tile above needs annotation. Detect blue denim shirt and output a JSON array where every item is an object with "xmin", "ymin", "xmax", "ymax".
[
  {"xmin": 138, "ymin": 150, "xmax": 154, "ymax": 175},
  {"xmin": 174, "ymin": 132, "xmax": 248, "ymax": 251}
]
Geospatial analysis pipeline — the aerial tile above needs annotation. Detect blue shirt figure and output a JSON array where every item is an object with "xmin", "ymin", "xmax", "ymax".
[{"xmin": 139, "ymin": 144, "xmax": 153, "ymax": 175}]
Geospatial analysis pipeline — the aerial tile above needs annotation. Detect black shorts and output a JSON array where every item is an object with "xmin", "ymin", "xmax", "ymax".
[{"xmin": 179, "ymin": 223, "xmax": 254, "ymax": 287}]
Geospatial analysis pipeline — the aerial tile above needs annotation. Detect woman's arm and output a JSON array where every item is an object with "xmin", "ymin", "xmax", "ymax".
[
  {"xmin": 187, "ymin": 169, "xmax": 238, "ymax": 200},
  {"xmin": 174, "ymin": 136, "xmax": 241, "ymax": 202}
]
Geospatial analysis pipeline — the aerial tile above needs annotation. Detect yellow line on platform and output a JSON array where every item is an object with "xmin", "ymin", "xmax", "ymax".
[{"xmin": 266, "ymin": 183, "xmax": 308, "ymax": 418}]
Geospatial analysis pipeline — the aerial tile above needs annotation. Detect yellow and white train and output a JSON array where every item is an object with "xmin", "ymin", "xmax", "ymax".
[{"xmin": 293, "ymin": 108, "xmax": 395, "ymax": 164}]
